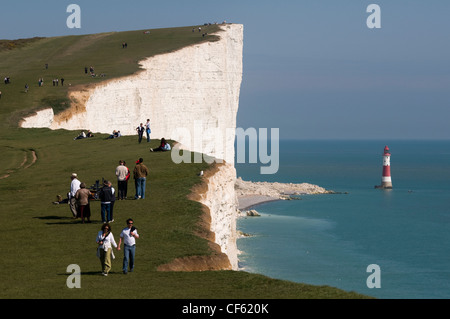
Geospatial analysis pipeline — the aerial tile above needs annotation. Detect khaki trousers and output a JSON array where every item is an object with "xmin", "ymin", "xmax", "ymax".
[{"xmin": 100, "ymin": 248, "xmax": 112, "ymax": 274}]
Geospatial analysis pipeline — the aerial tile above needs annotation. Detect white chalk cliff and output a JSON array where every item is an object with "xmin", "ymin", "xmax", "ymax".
[
  {"xmin": 21, "ymin": 24, "xmax": 243, "ymax": 270},
  {"xmin": 21, "ymin": 24, "xmax": 243, "ymax": 164}
]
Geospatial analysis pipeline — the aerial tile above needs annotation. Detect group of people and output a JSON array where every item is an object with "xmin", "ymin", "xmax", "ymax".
[
  {"xmin": 52, "ymin": 78, "xmax": 64, "ymax": 86},
  {"xmin": 68, "ymin": 158, "xmax": 149, "ymax": 221},
  {"xmin": 135, "ymin": 118, "xmax": 171, "ymax": 151},
  {"xmin": 67, "ymin": 160, "xmax": 148, "ymax": 275},
  {"xmin": 136, "ymin": 119, "xmax": 151, "ymax": 143},
  {"xmin": 96, "ymin": 219, "xmax": 139, "ymax": 276}
]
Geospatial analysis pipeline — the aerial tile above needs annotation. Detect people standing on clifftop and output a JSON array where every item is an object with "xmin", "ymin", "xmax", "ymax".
[
  {"xmin": 133, "ymin": 158, "xmax": 149, "ymax": 199},
  {"xmin": 69, "ymin": 173, "xmax": 81, "ymax": 218},
  {"xmin": 75, "ymin": 182, "xmax": 93, "ymax": 223},
  {"xmin": 108, "ymin": 181, "xmax": 116, "ymax": 223},
  {"xmin": 118, "ymin": 218, "xmax": 139, "ymax": 274},
  {"xmin": 136, "ymin": 123, "xmax": 145, "ymax": 143},
  {"xmin": 123, "ymin": 161, "xmax": 130, "ymax": 199},
  {"xmin": 116, "ymin": 160, "xmax": 130, "ymax": 200},
  {"xmin": 96, "ymin": 223, "xmax": 118, "ymax": 276},
  {"xmin": 98, "ymin": 180, "xmax": 115, "ymax": 223},
  {"xmin": 145, "ymin": 119, "xmax": 151, "ymax": 142}
]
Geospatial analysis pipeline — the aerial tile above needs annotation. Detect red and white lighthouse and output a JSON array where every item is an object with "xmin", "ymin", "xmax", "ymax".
[{"xmin": 376, "ymin": 145, "xmax": 392, "ymax": 189}]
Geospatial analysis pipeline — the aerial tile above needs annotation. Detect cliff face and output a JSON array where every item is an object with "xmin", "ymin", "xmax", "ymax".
[
  {"xmin": 196, "ymin": 163, "xmax": 239, "ymax": 270},
  {"xmin": 22, "ymin": 24, "xmax": 243, "ymax": 270},
  {"xmin": 21, "ymin": 24, "xmax": 243, "ymax": 164}
]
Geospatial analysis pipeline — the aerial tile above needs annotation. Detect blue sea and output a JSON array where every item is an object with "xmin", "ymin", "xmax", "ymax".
[{"xmin": 235, "ymin": 140, "xmax": 450, "ymax": 299}]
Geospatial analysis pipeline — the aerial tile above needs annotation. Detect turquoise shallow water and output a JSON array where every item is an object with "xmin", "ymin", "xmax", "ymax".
[{"xmin": 235, "ymin": 140, "xmax": 450, "ymax": 299}]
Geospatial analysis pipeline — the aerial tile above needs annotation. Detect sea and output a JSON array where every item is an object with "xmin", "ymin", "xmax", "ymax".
[{"xmin": 235, "ymin": 140, "xmax": 450, "ymax": 299}]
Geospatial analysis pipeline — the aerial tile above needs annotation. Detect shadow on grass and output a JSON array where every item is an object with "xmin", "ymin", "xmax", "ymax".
[
  {"xmin": 33, "ymin": 215, "xmax": 103, "ymax": 225},
  {"xmin": 57, "ymin": 271, "xmax": 124, "ymax": 276}
]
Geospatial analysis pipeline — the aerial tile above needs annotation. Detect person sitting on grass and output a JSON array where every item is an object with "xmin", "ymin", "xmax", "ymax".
[
  {"xmin": 107, "ymin": 130, "xmax": 121, "ymax": 139},
  {"xmin": 150, "ymin": 138, "xmax": 171, "ymax": 152},
  {"xmin": 74, "ymin": 131, "xmax": 86, "ymax": 140}
]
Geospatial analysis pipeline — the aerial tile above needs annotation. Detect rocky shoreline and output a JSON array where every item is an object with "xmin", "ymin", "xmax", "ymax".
[{"xmin": 235, "ymin": 177, "xmax": 334, "ymax": 211}]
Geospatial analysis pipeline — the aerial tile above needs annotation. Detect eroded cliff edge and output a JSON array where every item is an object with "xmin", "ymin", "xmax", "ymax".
[{"xmin": 22, "ymin": 24, "xmax": 243, "ymax": 270}]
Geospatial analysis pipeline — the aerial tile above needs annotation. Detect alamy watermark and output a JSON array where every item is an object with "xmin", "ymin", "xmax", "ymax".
[
  {"xmin": 366, "ymin": 264, "xmax": 381, "ymax": 289},
  {"xmin": 367, "ymin": 4, "xmax": 381, "ymax": 29},
  {"xmin": 66, "ymin": 264, "xmax": 81, "ymax": 288},
  {"xmin": 65, "ymin": 4, "xmax": 380, "ymax": 31},
  {"xmin": 169, "ymin": 121, "xmax": 279, "ymax": 174},
  {"xmin": 66, "ymin": 4, "xmax": 81, "ymax": 29}
]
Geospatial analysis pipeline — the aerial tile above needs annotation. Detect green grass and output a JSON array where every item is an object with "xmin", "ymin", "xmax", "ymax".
[{"xmin": 0, "ymin": 25, "xmax": 372, "ymax": 299}]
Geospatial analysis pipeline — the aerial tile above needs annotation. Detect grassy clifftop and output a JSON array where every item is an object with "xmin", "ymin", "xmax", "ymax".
[
  {"xmin": 0, "ymin": 25, "xmax": 221, "ymax": 129},
  {"xmin": 0, "ymin": 25, "xmax": 370, "ymax": 299}
]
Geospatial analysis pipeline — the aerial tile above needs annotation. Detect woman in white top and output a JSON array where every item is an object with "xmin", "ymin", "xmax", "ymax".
[{"xmin": 96, "ymin": 223, "xmax": 118, "ymax": 276}]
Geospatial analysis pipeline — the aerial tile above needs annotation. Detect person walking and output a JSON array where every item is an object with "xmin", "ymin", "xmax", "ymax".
[
  {"xmin": 115, "ymin": 160, "xmax": 130, "ymax": 200},
  {"xmin": 145, "ymin": 119, "xmax": 151, "ymax": 142},
  {"xmin": 75, "ymin": 182, "xmax": 92, "ymax": 223},
  {"xmin": 69, "ymin": 173, "xmax": 81, "ymax": 218},
  {"xmin": 133, "ymin": 158, "xmax": 149, "ymax": 199},
  {"xmin": 108, "ymin": 181, "xmax": 116, "ymax": 223},
  {"xmin": 96, "ymin": 223, "xmax": 118, "ymax": 276},
  {"xmin": 136, "ymin": 123, "xmax": 145, "ymax": 143},
  {"xmin": 118, "ymin": 218, "xmax": 139, "ymax": 274},
  {"xmin": 98, "ymin": 180, "xmax": 115, "ymax": 223}
]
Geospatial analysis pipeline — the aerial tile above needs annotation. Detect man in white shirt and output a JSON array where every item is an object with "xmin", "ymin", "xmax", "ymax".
[
  {"xmin": 118, "ymin": 218, "xmax": 139, "ymax": 274},
  {"xmin": 69, "ymin": 173, "xmax": 81, "ymax": 218}
]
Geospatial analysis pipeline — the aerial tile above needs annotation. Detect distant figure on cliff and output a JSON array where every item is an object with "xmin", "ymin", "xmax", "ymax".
[
  {"xmin": 136, "ymin": 123, "xmax": 145, "ymax": 143},
  {"xmin": 145, "ymin": 119, "xmax": 151, "ymax": 142}
]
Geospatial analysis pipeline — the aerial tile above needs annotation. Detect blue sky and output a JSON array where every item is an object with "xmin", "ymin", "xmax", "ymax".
[{"xmin": 1, "ymin": 0, "xmax": 449, "ymax": 140}]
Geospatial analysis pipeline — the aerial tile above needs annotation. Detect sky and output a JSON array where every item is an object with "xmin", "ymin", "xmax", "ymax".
[{"xmin": 1, "ymin": 0, "xmax": 449, "ymax": 140}]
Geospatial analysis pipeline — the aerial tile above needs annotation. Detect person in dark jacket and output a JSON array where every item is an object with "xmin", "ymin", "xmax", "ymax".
[{"xmin": 98, "ymin": 180, "xmax": 115, "ymax": 223}]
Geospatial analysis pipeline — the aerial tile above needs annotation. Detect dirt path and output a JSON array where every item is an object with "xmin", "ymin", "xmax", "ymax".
[{"xmin": 0, "ymin": 149, "xmax": 37, "ymax": 180}]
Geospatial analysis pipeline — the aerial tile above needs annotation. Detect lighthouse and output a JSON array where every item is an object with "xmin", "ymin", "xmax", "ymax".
[{"xmin": 375, "ymin": 145, "xmax": 392, "ymax": 189}]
